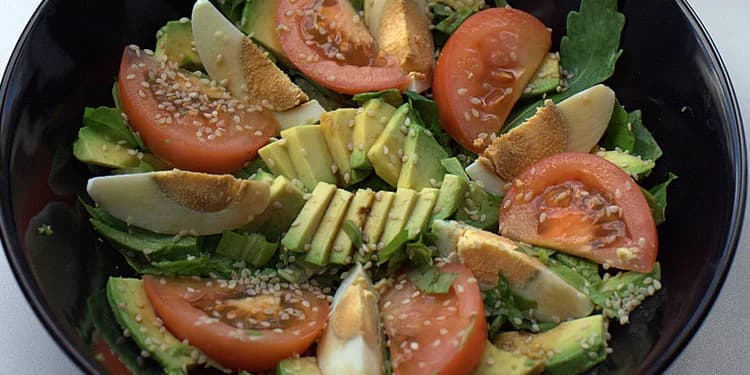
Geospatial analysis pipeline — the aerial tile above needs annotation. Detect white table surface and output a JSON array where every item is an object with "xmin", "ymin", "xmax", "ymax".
[{"xmin": 1, "ymin": 1, "xmax": 748, "ymax": 374}]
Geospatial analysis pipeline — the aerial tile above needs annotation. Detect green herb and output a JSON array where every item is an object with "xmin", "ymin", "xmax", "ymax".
[
  {"xmin": 134, "ymin": 255, "xmax": 235, "ymax": 278},
  {"xmin": 601, "ymin": 102, "xmax": 634, "ymax": 151},
  {"xmin": 405, "ymin": 240, "xmax": 435, "ymax": 266},
  {"xmin": 629, "ymin": 110, "xmax": 663, "ymax": 162},
  {"xmin": 455, "ymin": 182, "xmax": 503, "ymax": 230},
  {"xmin": 352, "ymin": 89, "xmax": 404, "ymax": 107},
  {"xmin": 292, "ymin": 73, "xmax": 355, "ymax": 111},
  {"xmin": 404, "ymin": 91, "xmax": 453, "ymax": 151},
  {"xmin": 113, "ymin": 160, "xmax": 157, "ymax": 175},
  {"xmin": 83, "ymin": 107, "xmax": 144, "ymax": 150},
  {"xmin": 112, "ymin": 81, "xmax": 122, "ymax": 111},
  {"xmin": 505, "ymin": 0, "xmax": 625, "ymax": 131},
  {"xmin": 552, "ymin": 253, "xmax": 602, "ymax": 289},
  {"xmin": 378, "ymin": 230, "xmax": 410, "ymax": 265},
  {"xmin": 407, "ymin": 265, "xmax": 458, "ymax": 294},
  {"xmin": 215, "ymin": 231, "xmax": 278, "ymax": 268},
  {"xmin": 482, "ymin": 276, "xmax": 551, "ymax": 337},
  {"xmin": 37, "ymin": 224, "xmax": 53, "ymax": 236},
  {"xmin": 642, "ymin": 173, "xmax": 678, "ymax": 225},
  {"xmin": 494, "ymin": 0, "xmax": 509, "ymax": 6},
  {"xmin": 212, "ymin": 0, "xmax": 246, "ymax": 25},
  {"xmin": 598, "ymin": 263, "xmax": 661, "ymax": 323},
  {"xmin": 441, "ymin": 157, "xmax": 469, "ymax": 180},
  {"xmin": 342, "ymin": 220, "xmax": 364, "ymax": 250},
  {"xmin": 432, "ymin": 4, "xmax": 474, "ymax": 35}
]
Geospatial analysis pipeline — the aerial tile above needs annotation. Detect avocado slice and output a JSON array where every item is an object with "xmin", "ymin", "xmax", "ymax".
[
  {"xmin": 474, "ymin": 341, "xmax": 544, "ymax": 375},
  {"xmin": 455, "ymin": 182, "xmax": 501, "ymax": 230},
  {"xmin": 320, "ymin": 108, "xmax": 370, "ymax": 186},
  {"xmin": 404, "ymin": 188, "xmax": 439, "ymax": 239},
  {"xmin": 367, "ymin": 103, "xmax": 413, "ymax": 186},
  {"xmin": 242, "ymin": 175, "xmax": 306, "ymax": 240},
  {"xmin": 330, "ymin": 189, "xmax": 376, "ymax": 264},
  {"xmin": 306, "ymin": 189, "xmax": 354, "ymax": 265},
  {"xmin": 282, "ymin": 182, "xmax": 338, "ymax": 252},
  {"xmin": 106, "ymin": 277, "xmax": 198, "ymax": 374},
  {"xmin": 522, "ymin": 52, "xmax": 561, "ymax": 98},
  {"xmin": 281, "ymin": 125, "xmax": 338, "ymax": 191},
  {"xmin": 432, "ymin": 174, "xmax": 469, "ymax": 221},
  {"xmin": 155, "ymin": 19, "xmax": 202, "ymax": 71},
  {"xmin": 597, "ymin": 150, "xmax": 655, "ymax": 178},
  {"xmin": 277, "ymin": 357, "xmax": 322, "ymax": 375},
  {"xmin": 351, "ymin": 99, "xmax": 397, "ymax": 170},
  {"xmin": 379, "ymin": 188, "xmax": 418, "ymax": 247},
  {"xmin": 258, "ymin": 139, "xmax": 299, "ymax": 182},
  {"xmin": 398, "ymin": 124, "xmax": 449, "ymax": 190},
  {"xmin": 73, "ymin": 126, "xmax": 142, "ymax": 169},
  {"xmin": 495, "ymin": 315, "xmax": 608, "ymax": 375},
  {"xmin": 240, "ymin": 0, "xmax": 287, "ymax": 61},
  {"xmin": 250, "ymin": 169, "xmax": 275, "ymax": 184},
  {"xmin": 362, "ymin": 191, "xmax": 396, "ymax": 252}
]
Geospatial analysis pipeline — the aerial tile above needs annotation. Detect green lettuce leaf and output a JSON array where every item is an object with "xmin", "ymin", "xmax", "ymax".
[
  {"xmin": 642, "ymin": 173, "xmax": 678, "ymax": 225},
  {"xmin": 215, "ymin": 231, "xmax": 278, "ymax": 268},
  {"xmin": 83, "ymin": 107, "xmax": 144, "ymax": 150},
  {"xmin": 407, "ymin": 265, "xmax": 458, "ymax": 294},
  {"xmin": 352, "ymin": 89, "xmax": 404, "ymax": 107},
  {"xmin": 630, "ymin": 110, "xmax": 663, "ymax": 162},
  {"xmin": 504, "ymin": 0, "xmax": 625, "ymax": 131}
]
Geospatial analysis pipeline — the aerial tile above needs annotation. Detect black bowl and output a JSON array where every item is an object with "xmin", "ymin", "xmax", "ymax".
[{"xmin": 0, "ymin": 0, "xmax": 745, "ymax": 374}]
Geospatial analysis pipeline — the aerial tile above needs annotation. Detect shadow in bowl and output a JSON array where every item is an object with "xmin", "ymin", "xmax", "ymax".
[{"xmin": 0, "ymin": 0, "xmax": 744, "ymax": 374}]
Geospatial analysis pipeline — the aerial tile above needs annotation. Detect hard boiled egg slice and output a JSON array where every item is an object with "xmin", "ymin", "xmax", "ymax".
[
  {"xmin": 87, "ymin": 170, "xmax": 270, "ymax": 235},
  {"xmin": 317, "ymin": 264, "xmax": 384, "ymax": 375},
  {"xmin": 557, "ymin": 84, "xmax": 616, "ymax": 152}
]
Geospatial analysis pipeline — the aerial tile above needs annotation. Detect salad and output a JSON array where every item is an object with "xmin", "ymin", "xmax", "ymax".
[{"xmin": 73, "ymin": 0, "xmax": 677, "ymax": 374}]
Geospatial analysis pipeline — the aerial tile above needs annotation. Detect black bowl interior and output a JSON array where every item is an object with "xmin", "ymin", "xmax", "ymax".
[{"xmin": 0, "ymin": 0, "xmax": 745, "ymax": 374}]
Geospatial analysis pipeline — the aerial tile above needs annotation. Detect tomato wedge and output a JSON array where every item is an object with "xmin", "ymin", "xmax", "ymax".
[
  {"xmin": 92, "ymin": 334, "xmax": 133, "ymax": 375},
  {"xmin": 118, "ymin": 46, "xmax": 278, "ymax": 173},
  {"xmin": 276, "ymin": 0, "xmax": 410, "ymax": 94},
  {"xmin": 433, "ymin": 8, "xmax": 551, "ymax": 153},
  {"xmin": 142, "ymin": 275, "xmax": 329, "ymax": 371},
  {"xmin": 499, "ymin": 152, "xmax": 658, "ymax": 272},
  {"xmin": 381, "ymin": 263, "xmax": 487, "ymax": 375}
]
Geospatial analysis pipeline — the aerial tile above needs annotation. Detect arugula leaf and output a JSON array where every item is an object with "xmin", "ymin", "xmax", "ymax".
[
  {"xmin": 215, "ymin": 231, "xmax": 278, "ymax": 267},
  {"xmin": 407, "ymin": 265, "xmax": 458, "ymax": 294},
  {"xmin": 630, "ymin": 110, "xmax": 663, "ymax": 162},
  {"xmin": 504, "ymin": 0, "xmax": 625, "ymax": 131},
  {"xmin": 342, "ymin": 219, "xmax": 364, "ymax": 250},
  {"xmin": 601, "ymin": 102, "xmax": 634, "ymax": 151},
  {"xmin": 378, "ymin": 230, "xmax": 410, "ymax": 265},
  {"xmin": 83, "ymin": 107, "xmax": 143, "ymax": 149},
  {"xmin": 352, "ymin": 89, "xmax": 404, "ymax": 107},
  {"xmin": 642, "ymin": 173, "xmax": 678, "ymax": 225}
]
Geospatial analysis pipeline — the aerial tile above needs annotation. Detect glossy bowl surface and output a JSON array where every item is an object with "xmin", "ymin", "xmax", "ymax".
[{"xmin": 0, "ymin": 0, "xmax": 745, "ymax": 374}]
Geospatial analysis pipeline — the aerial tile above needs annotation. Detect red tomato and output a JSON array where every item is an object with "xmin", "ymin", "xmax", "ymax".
[
  {"xmin": 276, "ymin": 0, "xmax": 410, "ymax": 94},
  {"xmin": 499, "ymin": 152, "xmax": 658, "ymax": 272},
  {"xmin": 118, "ymin": 46, "xmax": 278, "ymax": 173},
  {"xmin": 142, "ymin": 275, "xmax": 329, "ymax": 371},
  {"xmin": 381, "ymin": 263, "xmax": 487, "ymax": 375},
  {"xmin": 92, "ymin": 333, "xmax": 133, "ymax": 375},
  {"xmin": 433, "ymin": 8, "xmax": 551, "ymax": 153}
]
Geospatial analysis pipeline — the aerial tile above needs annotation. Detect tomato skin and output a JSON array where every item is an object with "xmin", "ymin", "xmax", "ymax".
[
  {"xmin": 433, "ymin": 8, "xmax": 551, "ymax": 153},
  {"xmin": 118, "ymin": 47, "xmax": 278, "ymax": 173},
  {"xmin": 500, "ymin": 152, "xmax": 658, "ymax": 272},
  {"xmin": 142, "ymin": 276, "xmax": 329, "ymax": 371},
  {"xmin": 92, "ymin": 334, "xmax": 133, "ymax": 375},
  {"xmin": 381, "ymin": 263, "xmax": 487, "ymax": 375},
  {"xmin": 276, "ymin": 0, "xmax": 410, "ymax": 94}
]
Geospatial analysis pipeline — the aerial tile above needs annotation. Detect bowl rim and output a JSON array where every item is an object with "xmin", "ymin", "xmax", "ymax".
[{"xmin": 0, "ymin": 0, "xmax": 745, "ymax": 374}]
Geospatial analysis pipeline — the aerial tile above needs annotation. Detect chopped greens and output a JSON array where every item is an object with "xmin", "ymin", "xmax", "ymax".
[
  {"xmin": 342, "ymin": 219, "xmax": 364, "ymax": 250},
  {"xmin": 352, "ymin": 89, "xmax": 404, "ymax": 107},
  {"xmin": 407, "ymin": 265, "xmax": 458, "ymax": 294},
  {"xmin": 642, "ymin": 173, "xmax": 678, "ymax": 225},
  {"xmin": 215, "ymin": 231, "xmax": 278, "ymax": 267}
]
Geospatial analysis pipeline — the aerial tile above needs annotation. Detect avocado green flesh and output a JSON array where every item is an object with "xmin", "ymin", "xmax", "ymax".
[
  {"xmin": 362, "ymin": 191, "xmax": 396, "ymax": 252},
  {"xmin": 106, "ymin": 277, "xmax": 197, "ymax": 373},
  {"xmin": 282, "ymin": 182, "xmax": 337, "ymax": 252},
  {"xmin": 598, "ymin": 150, "xmax": 655, "ymax": 177},
  {"xmin": 243, "ymin": 175, "xmax": 306, "ymax": 240},
  {"xmin": 404, "ymin": 188, "xmax": 439, "ymax": 239},
  {"xmin": 88, "ymin": 290, "xmax": 163, "ymax": 375},
  {"xmin": 155, "ymin": 20, "xmax": 202, "ymax": 71},
  {"xmin": 397, "ymin": 124, "xmax": 449, "ymax": 190},
  {"xmin": 352, "ymin": 99, "xmax": 396, "ymax": 170},
  {"xmin": 277, "ymin": 357, "xmax": 322, "ymax": 375},
  {"xmin": 321, "ymin": 108, "xmax": 369, "ymax": 186},
  {"xmin": 329, "ymin": 189, "xmax": 376, "ymax": 264},
  {"xmin": 250, "ymin": 169, "xmax": 276, "ymax": 184},
  {"xmin": 379, "ymin": 188, "xmax": 418, "ymax": 246},
  {"xmin": 495, "ymin": 315, "xmax": 607, "ymax": 375},
  {"xmin": 282, "ymin": 125, "xmax": 338, "ymax": 191},
  {"xmin": 522, "ymin": 52, "xmax": 561, "ymax": 98},
  {"xmin": 241, "ymin": 0, "xmax": 288, "ymax": 62},
  {"xmin": 432, "ymin": 174, "xmax": 469, "ymax": 221},
  {"xmin": 258, "ymin": 140, "xmax": 299, "ymax": 183},
  {"xmin": 474, "ymin": 342, "xmax": 544, "ymax": 375},
  {"xmin": 367, "ymin": 104, "xmax": 411, "ymax": 186},
  {"xmin": 306, "ymin": 189, "xmax": 354, "ymax": 265},
  {"xmin": 73, "ymin": 127, "xmax": 141, "ymax": 169}
]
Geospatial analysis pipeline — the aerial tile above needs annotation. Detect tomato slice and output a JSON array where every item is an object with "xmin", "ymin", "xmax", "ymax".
[
  {"xmin": 433, "ymin": 8, "xmax": 551, "ymax": 153},
  {"xmin": 118, "ymin": 46, "xmax": 278, "ymax": 173},
  {"xmin": 276, "ymin": 0, "xmax": 410, "ymax": 94},
  {"xmin": 381, "ymin": 263, "xmax": 487, "ymax": 375},
  {"xmin": 92, "ymin": 333, "xmax": 133, "ymax": 375},
  {"xmin": 142, "ymin": 275, "xmax": 329, "ymax": 371},
  {"xmin": 499, "ymin": 152, "xmax": 658, "ymax": 272}
]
